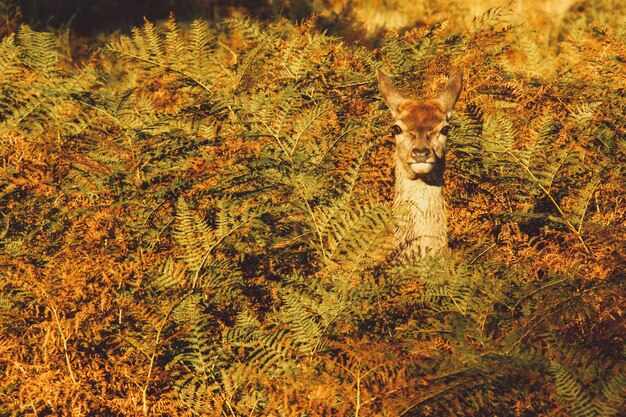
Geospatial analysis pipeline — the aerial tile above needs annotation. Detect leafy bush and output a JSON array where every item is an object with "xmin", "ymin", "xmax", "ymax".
[{"xmin": 0, "ymin": 8, "xmax": 624, "ymax": 416}]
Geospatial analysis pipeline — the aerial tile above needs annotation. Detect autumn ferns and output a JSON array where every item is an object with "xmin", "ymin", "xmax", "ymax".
[{"xmin": 0, "ymin": 8, "xmax": 623, "ymax": 417}]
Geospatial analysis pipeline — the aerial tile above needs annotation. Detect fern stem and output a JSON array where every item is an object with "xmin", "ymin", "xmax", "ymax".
[
  {"xmin": 217, "ymin": 41, "xmax": 238, "ymax": 65},
  {"xmin": 501, "ymin": 148, "xmax": 592, "ymax": 254},
  {"xmin": 575, "ymin": 178, "xmax": 602, "ymax": 234},
  {"xmin": 512, "ymin": 276, "xmax": 570, "ymax": 313},
  {"xmin": 355, "ymin": 369, "xmax": 362, "ymax": 417},
  {"xmin": 140, "ymin": 300, "xmax": 181, "ymax": 416},
  {"xmin": 293, "ymin": 180, "xmax": 328, "ymax": 263},
  {"xmin": 232, "ymin": 39, "xmax": 269, "ymax": 93},
  {"xmin": 316, "ymin": 125, "xmax": 358, "ymax": 165},
  {"xmin": 448, "ymin": 291, "xmax": 467, "ymax": 316},
  {"xmin": 468, "ymin": 243, "xmax": 496, "ymax": 265},
  {"xmin": 337, "ymin": 362, "xmax": 390, "ymax": 417},
  {"xmin": 289, "ymin": 105, "xmax": 331, "ymax": 157},
  {"xmin": 191, "ymin": 209, "xmax": 267, "ymax": 289},
  {"xmin": 311, "ymin": 307, "xmax": 346, "ymax": 358},
  {"xmin": 106, "ymin": 47, "xmax": 213, "ymax": 93},
  {"xmin": 10, "ymin": 98, "xmax": 46, "ymax": 129},
  {"xmin": 247, "ymin": 397, "xmax": 260, "ymax": 417},
  {"xmin": 545, "ymin": 145, "xmax": 576, "ymax": 194},
  {"xmin": 14, "ymin": 362, "xmax": 40, "ymax": 416},
  {"xmin": 249, "ymin": 111, "xmax": 292, "ymax": 162},
  {"xmin": 41, "ymin": 291, "xmax": 79, "ymax": 386},
  {"xmin": 399, "ymin": 381, "xmax": 466, "ymax": 416},
  {"xmin": 505, "ymin": 282, "xmax": 611, "ymax": 354}
]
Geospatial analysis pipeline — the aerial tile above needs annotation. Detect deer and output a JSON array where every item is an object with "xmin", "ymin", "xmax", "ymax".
[{"xmin": 377, "ymin": 68, "xmax": 463, "ymax": 259}]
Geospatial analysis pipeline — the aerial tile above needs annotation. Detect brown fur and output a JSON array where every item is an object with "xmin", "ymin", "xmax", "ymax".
[{"xmin": 396, "ymin": 100, "xmax": 447, "ymax": 132}]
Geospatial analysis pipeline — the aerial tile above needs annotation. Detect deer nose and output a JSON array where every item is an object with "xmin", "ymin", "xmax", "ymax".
[{"xmin": 411, "ymin": 147, "xmax": 431, "ymax": 162}]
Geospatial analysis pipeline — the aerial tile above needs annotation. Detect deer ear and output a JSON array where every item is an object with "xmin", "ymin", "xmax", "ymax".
[
  {"xmin": 377, "ymin": 69, "xmax": 405, "ymax": 117},
  {"xmin": 438, "ymin": 69, "xmax": 463, "ymax": 113}
]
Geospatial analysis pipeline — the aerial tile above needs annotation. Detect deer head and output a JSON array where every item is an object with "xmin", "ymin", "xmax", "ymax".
[{"xmin": 377, "ymin": 69, "xmax": 463, "ymax": 182}]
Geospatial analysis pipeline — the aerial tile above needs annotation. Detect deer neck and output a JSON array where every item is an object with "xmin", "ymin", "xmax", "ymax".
[{"xmin": 393, "ymin": 159, "xmax": 447, "ymax": 259}]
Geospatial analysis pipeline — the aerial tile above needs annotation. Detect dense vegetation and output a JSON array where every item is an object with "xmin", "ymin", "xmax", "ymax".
[{"xmin": 0, "ymin": 1, "xmax": 624, "ymax": 416}]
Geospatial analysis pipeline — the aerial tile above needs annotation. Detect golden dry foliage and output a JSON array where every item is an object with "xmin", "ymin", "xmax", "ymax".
[{"xmin": 0, "ymin": 4, "xmax": 624, "ymax": 417}]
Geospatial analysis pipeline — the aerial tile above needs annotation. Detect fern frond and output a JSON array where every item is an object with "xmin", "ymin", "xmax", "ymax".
[
  {"xmin": 289, "ymin": 100, "xmax": 333, "ymax": 157},
  {"xmin": 551, "ymin": 361, "xmax": 597, "ymax": 417},
  {"xmin": 16, "ymin": 25, "xmax": 59, "ymax": 74},
  {"xmin": 598, "ymin": 373, "xmax": 626, "ymax": 416},
  {"xmin": 223, "ymin": 17, "xmax": 264, "ymax": 42},
  {"xmin": 481, "ymin": 112, "xmax": 517, "ymax": 163},
  {"xmin": 248, "ymin": 328, "xmax": 297, "ymax": 374},
  {"xmin": 381, "ymin": 34, "xmax": 409, "ymax": 76},
  {"xmin": 106, "ymin": 20, "xmax": 214, "ymax": 93},
  {"xmin": 569, "ymin": 102, "xmax": 602, "ymax": 128},
  {"xmin": 280, "ymin": 31, "xmax": 323, "ymax": 80},
  {"xmin": 282, "ymin": 291, "xmax": 324, "ymax": 355},
  {"xmin": 318, "ymin": 201, "xmax": 391, "ymax": 274},
  {"xmin": 153, "ymin": 256, "xmax": 187, "ymax": 290},
  {"xmin": 566, "ymin": 176, "xmax": 602, "ymax": 233},
  {"xmin": 188, "ymin": 19, "xmax": 215, "ymax": 77},
  {"xmin": 225, "ymin": 310, "xmax": 263, "ymax": 345},
  {"xmin": 173, "ymin": 197, "xmax": 217, "ymax": 272},
  {"xmin": 163, "ymin": 16, "xmax": 188, "ymax": 71},
  {"xmin": 0, "ymin": 33, "xmax": 19, "ymax": 81},
  {"xmin": 195, "ymin": 256, "xmax": 244, "ymax": 302},
  {"xmin": 134, "ymin": 19, "xmax": 164, "ymax": 62},
  {"xmin": 176, "ymin": 375, "xmax": 221, "ymax": 414},
  {"xmin": 472, "ymin": 5, "xmax": 513, "ymax": 32},
  {"xmin": 231, "ymin": 38, "xmax": 269, "ymax": 93}
]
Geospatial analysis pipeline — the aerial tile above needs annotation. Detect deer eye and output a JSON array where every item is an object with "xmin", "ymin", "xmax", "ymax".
[
  {"xmin": 440, "ymin": 125, "xmax": 451, "ymax": 136},
  {"xmin": 391, "ymin": 124, "xmax": 402, "ymax": 136}
]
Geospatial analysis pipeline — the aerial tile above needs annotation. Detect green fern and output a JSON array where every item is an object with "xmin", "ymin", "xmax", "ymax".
[
  {"xmin": 551, "ymin": 358, "xmax": 625, "ymax": 417},
  {"xmin": 16, "ymin": 25, "xmax": 59, "ymax": 74},
  {"xmin": 0, "ymin": 33, "xmax": 19, "ymax": 81},
  {"xmin": 480, "ymin": 109, "xmax": 595, "ymax": 252},
  {"xmin": 280, "ymin": 30, "xmax": 323, "ymax": 80},
  {"xmin": 551, "ymin": 361, "xmax": 597, "ymax": 417},
  {"xmin": 188, "ymin": 19, "xmax": 215, "ymax": 76}
]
